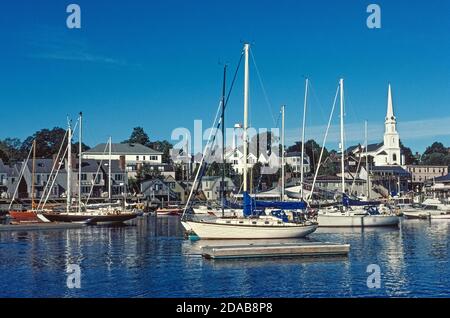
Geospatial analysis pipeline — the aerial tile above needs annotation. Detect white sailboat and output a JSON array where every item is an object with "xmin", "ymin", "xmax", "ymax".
[
  {"xmin": 182, "ymin": 43, "xmax": 318, "ymax": 239},
  {"xmin": 317, "ymin": 79, "xmax": 399, "ymax": 227}
]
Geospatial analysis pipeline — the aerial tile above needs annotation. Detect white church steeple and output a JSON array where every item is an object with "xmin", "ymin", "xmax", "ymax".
[{"xmin": 383, "ymin": 83, "xmax": 401, "ymax": 165}]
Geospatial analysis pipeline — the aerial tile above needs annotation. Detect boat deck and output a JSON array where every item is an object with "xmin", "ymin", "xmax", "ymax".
[
  {"xmin": 202, "ymin": 242, "xmax": 350, "ymax": 259},
  {"xmin": 0, "ymin": 222, "xmax": 86, "ymax": 232}
]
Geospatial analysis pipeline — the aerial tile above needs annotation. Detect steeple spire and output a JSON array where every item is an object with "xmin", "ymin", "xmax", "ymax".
[{"xmin": 386, "ymin": 83, "xmax": 395, "ymax": 121}]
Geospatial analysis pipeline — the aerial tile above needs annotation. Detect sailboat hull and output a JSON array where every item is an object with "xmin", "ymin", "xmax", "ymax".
[
  {"xmin": 183, "ymin": 221, "xmax": 318, "ymax": 239},
  {"xmin": 8, "ymin": 211, "xmax": 39, "ymax": 222},
  {"xmin": 317, "ymin": 214, "xmax": 399, "ymax": 227},
  {"xmin": 41, "ymin": 212, "xmax": 138, "ymax": 224}
]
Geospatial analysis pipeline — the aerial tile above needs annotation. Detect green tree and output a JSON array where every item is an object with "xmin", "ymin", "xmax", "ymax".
[
  {"xmin": 424, "ymin": 142, "xmax": 447, "ymax": 155},
  {"xmin": 0, "ymin": 148, "xmax": 7, "ymax": 163},
  {"xmin": 400, "ymin": 140, "xmax": 417, "ymax": 165},
  {"xmin": 73, "ymin": 142, "xmax": 91, "ymax": 155},
  {"xmin": 150, "ymin": 140, "xmax": 173, "ymax": 163},
  {"xmin": 123, "ymin": 127, "xmax": 151, "ymax": 146},
  {"xmin": 0, "ymin": 138, "xmax": 23, "ymax": 163},
  {"xmin": 421, "ymin": 142, "xmax": 450, "ymax": 165},
  {"xmin": 21, "ymin": 127, "xmax": 67, "ymax": 158}
]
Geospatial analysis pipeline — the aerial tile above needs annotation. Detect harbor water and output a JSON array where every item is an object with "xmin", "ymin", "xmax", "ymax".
[{"xmin": 0, "ymin": 216, "xmax": 449, "ymax": 297}]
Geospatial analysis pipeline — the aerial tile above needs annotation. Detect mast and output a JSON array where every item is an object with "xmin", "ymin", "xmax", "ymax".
[
  {"xmin": 67, "ymin": 120, "xmax": 72, "ymax": 213},
  {"xmin": 78, "ymin": 112, "xmax": 82, "ymax": 213},
  {"xmin": 108, "ymin": 137, "xmax": 112, "ymax": 205},
  {"xmin": 365, "ymin": 120, "xmax": 370, "ymax": 199},
  {"xmin": 340, "ymin": 78, "xmax": 345, "ymax": 195},
  {"xmin": 31, "ymin": 140, "xmax": 36, "ymax": 210},
  {"xmin": 300, "ymin": 78, "xmax": 308, "ymax": 199},
  {"xmin": 243, "ymin": 43, "xmax": 250, "ymax": 193},
  {"xmin": 221, "ymin": 64, "xmax": 227, "ymax": 218},
  {"xmin": 281, "ymin": 105, "xmax": 285, "ymax": 201}
]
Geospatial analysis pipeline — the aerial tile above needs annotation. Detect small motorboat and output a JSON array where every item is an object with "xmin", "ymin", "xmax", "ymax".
[{"xmin": 156, "ymin": 206, "xmax": 183, "ymax": 216}]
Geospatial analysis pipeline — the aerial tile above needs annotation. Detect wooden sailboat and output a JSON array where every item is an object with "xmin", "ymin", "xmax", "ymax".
[
  {"xmin": 41, "ymin": 114, "xmax": 140, "ymax": 225},
  {"xmin": 181, "ymin": 43, "xmax": 318, "ymax": 239}
]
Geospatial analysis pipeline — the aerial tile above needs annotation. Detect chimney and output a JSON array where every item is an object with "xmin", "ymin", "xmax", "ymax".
[{"xmin": 119, "ymin": 155, "xmax": 126, "ymax": 170}]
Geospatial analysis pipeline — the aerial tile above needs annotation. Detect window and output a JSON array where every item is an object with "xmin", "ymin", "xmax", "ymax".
[
  {"xmin": 150, "ymin": 156, "xmax": 158, "ymax": 161},
  {"xmin": 136, "ymin": 156, "xmax": 139, "ymax": 161},
  {"xmin": 81, "ymin": 174, "xmax": 87, "ymax": 181},
  {"xmin": 393, "ymin": 154, "xmax": 397, "ymax": 162},
  {"xmin": 115, "ymin": 174, "xmax": 123, "ymax": 181},
  {"xmin": 143, "ymin": 156, "xmax": 146, "ymax": 161}
]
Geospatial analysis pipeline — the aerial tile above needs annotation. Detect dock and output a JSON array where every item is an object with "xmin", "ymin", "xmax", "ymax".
[
  {"xmin": 0, "ymin": 222, "xmax": 86, "ymax": 232},
  {"xmin": 202, "ymin": 242, "xmax": 350, "ymax": 259}
]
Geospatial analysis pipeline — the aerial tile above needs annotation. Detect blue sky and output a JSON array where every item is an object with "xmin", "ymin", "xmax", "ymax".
[{"xmin": 0, "ymin": 0, "xmax": 449, "ymax": 153}]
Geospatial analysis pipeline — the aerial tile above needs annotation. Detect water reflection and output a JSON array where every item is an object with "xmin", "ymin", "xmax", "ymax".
[{"xmin": 1, "ymin": 216, "xmax": 450, "ymax": 297}]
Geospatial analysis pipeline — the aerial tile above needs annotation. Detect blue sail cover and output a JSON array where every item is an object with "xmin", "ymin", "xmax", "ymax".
[
  {"xmin": 242, "ymin": 192, "xmax": 307, "ymax": 215},
  {"xmin": 342, "ymin": 194, "xmax": 380, "ymax": 207},
  {"xmin": 243, "ymin": 191, "xmax": 253, "ymax": 217}
]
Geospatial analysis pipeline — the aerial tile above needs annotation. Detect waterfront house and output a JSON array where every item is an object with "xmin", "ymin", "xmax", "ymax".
[
  {"xmin": 405, "ymin": 165, "xmax": 448, "ymax": 191},
  {"xmin": 83, "ymin": 143, "xmax": 163, "ymax": 178},
  {"xmin": 140, "ymin": 178, "xmax": 180, "ymax": 203},
  {"xmin": 285, "ymin": 152, "xmax": 311, "ymax": 175},
  {"xmin": 426, "ymin": 173, "xmax": 450, "ymax": 197},
  {"xmin": 73, "ymin": 159, "xmax": 105, "ymax": 198},
  {"xmin": 0, "ymin": 160, "xmax": 9, "ymax": 198},
  {"xmin": 200, "ymin": 176, "xmax": 236, "ymax": 201},
  {"xmin": 163, "ymin": 175, "xmax": 188, "ymax": 203}
]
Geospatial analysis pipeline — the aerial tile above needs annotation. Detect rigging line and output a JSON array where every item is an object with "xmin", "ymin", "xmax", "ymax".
[
  {"xmin": 307, "ymin": 84, "xmax": 340, "ymax": 203},
  {"xmin": 37, "ymin": 128, "xmax": 69, "ymax": 210},
  {"xmin": 182, "ymin": 97, "xmax": 224, "ymax": 218},
  {"xmin": 198, "ymin": 52, "xmax": 245, "ymax": 179},
  {"xmin": 224, "ymin": 52, "xmax": 244, "ymax": 108},
  {"xmin": 183, "ymin": 50, "xmax": 245, "ymax": 216},
  {"xmin": 85, "ymin": 142, "xmax": 110, "ymax": 206},
  {"xmin": 42, "ymin": 144, "xmax": 69, "ymax": 209},
  {"xmin": 249, "ymin": 47, "xmax": 277, "ymax": 127},
  {"xmin": 8, "ymin": 144, "xmax": 34, "ymax": 210},
  {"xmin": 308, "ymin": 80, "xmax": 329, "ymax": 124}
]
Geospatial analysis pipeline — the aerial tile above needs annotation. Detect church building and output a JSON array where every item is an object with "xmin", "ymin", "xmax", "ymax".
[{"xmin": 348, "ymin": 84, "xmax": 403, "ymax": 166}]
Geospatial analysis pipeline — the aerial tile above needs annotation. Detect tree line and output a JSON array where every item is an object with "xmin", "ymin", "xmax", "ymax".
[{"xmin": 1, "ymin": 126, "xmax": 450, "ymax": 170}]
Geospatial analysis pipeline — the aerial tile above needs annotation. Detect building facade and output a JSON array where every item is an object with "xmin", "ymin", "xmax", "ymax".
[
  {"xmin": 406, "ymin": 165, "xmax": 448, "ymax": 188},
  {"xmin": 83, "ymin": 143, "xmax": 163, "ymax": 178},
  {"xmin": 285, "ymin": 152, "xmax": 311, "ymax": 175}
]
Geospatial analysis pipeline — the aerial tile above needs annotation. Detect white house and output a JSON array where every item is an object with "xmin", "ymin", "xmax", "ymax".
[
  {"xmin": 83, "ymin": 143, "xmax": 163, "ymax": 178},
  {"xmin": 285, "ymin": 152, "xmax": 311, "ymax": 174}
]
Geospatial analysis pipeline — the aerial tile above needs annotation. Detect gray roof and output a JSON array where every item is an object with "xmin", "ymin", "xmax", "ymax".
[
  {"xmin": 26, "ymin": 159, "xmax": 55, "ymax": 173},
  {"xmin": 0, "ymin": 159, "xmax": 8, "ymax": 173},
  {"xmin": 85, "ymin": 143, "xmax": 162, "ymax": 155},
  {"xmin": 99, "ymin": 160, "xmax": 126, "ymax": 173},
  {"xmin": 348, "ymin": 142, "xmax": 383, "ymax": 153},
  {"xmin": 74, "ymin": 159, "xmax": 100, "ymax": 173},
  {"xmin": 371, "ymin": 165, "xmax": 410, "ymax": 176},
  {"xmin": 285, "ymin": 151, "xmax": 307, "ymax": 158}
]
